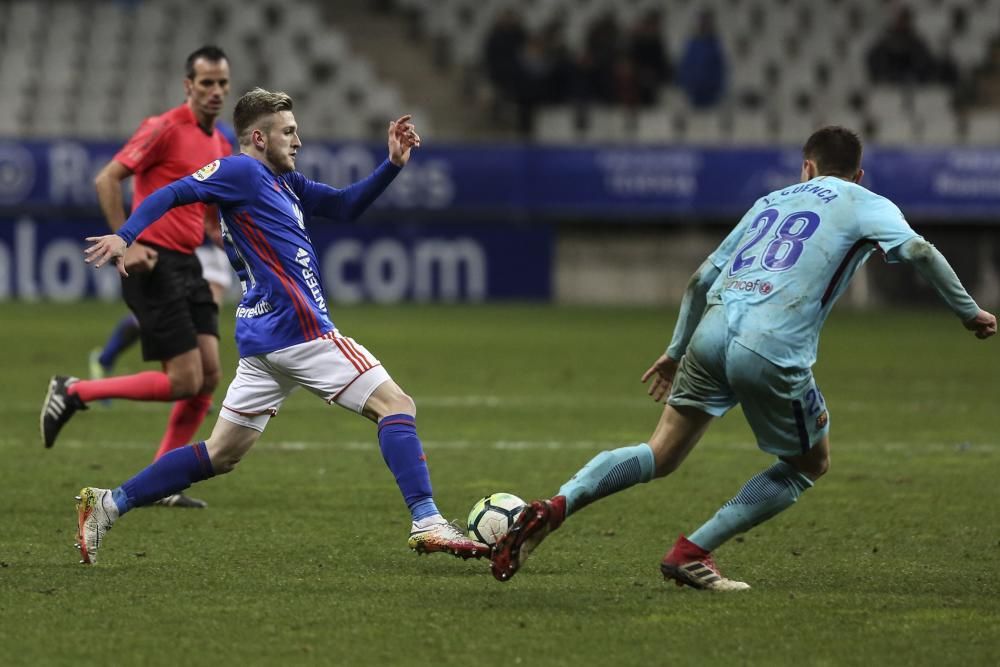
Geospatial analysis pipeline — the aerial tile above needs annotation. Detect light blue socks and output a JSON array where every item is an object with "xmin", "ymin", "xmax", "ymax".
[
  {"xmin": 688, "ymin": 460, "xmax": 813, "ymax": 551},
  {"xmin": 557, "ymin": 443, "xmax": 656, "ymax": 516}
]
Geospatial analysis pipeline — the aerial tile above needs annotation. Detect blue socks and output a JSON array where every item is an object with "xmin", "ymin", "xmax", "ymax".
[
  {"xmin": 100, "ymin": 314, "xmax": 141, "ymax": 368},
  {"xmin": 688, "ymin": 461, "xmax": 814, "ymax": 552},
  {"xmin": 377, "ymin": 414, "xmax": 439, "ymax": 522},
  {"xmin": 112, "ymin": 442, "xmax": 215, "ymax": 516},
  {"xmin": 557, "ymin": 443, "xmax": 655, "ymax": 516}
]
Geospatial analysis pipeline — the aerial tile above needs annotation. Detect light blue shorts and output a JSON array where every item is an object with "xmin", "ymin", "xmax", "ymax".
[{"xmin": 668, "ymin": 306, "xmax": 830, "ymax": 457}]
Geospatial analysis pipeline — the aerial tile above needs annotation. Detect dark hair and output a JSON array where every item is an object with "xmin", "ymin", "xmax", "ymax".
[
  {"xmin": 233, "ymin": 87, "xmax": 294, "ymax": 145},
  {"xmin": 802, "ymin": 126, "xmax": 863, "ymax": 177},
  {"xmin": 185, "ymin": 45, "xmax": 228, "ymax": 79}
]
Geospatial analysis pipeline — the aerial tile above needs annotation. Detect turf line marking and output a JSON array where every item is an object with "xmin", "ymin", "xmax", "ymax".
[{"xmin": 8, "ymin": 438, "xmax": 995, "ymax": 454}]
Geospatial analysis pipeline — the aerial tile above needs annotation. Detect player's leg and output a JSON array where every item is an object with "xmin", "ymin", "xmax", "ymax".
[
  {"xmin": 89, "ymin": 312, "xmax": 141, "ymax": 380},
  {"xmin": 362, "ymin": 378, "xmax": 488, "ymax": 558},
  {"xmin": 283, "ymin": 331, "xmax": 488, "ymax": 559},
  {"xmin": 491, "ymin": 403, "xmax": 715, "ymax": 582},
  {"xmin": 492, "ymin": 307, "xmax": 734, "ymax": 582},
  {"xmin": 75, "ymin": 358, "xmax": 287, "ymax": 564},
  {"xmin": 41, "ymin": 252, "xmax": 200, "ymax": 448},
  {"xmin": 149, "ymin": 333, "xmax": 221, "ymax": 507},
  {"xmin": 75, "ymin": 418, "xmax": 261, "ymax": 564},
  {"xmin": 664, "ymin": 342, "xmax": 830, "ymax": 591},
  {"xmin": 154, "ymin": 332, "xmax": 221, "ymax": 460}
]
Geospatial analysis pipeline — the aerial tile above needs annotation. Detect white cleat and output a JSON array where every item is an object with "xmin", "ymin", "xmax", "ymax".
[
  {"xmin": 407, "ymin": 520, "xmax": 490, "ymax": 560},
  {"xmin": 75, "ymin": 487, "xmax": 118, "ymax": 565}
]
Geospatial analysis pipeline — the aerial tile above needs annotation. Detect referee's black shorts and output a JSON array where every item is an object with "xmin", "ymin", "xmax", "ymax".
[{"xmin": 121, "ymin": 245, "xmax": 219, "ymax": 362}]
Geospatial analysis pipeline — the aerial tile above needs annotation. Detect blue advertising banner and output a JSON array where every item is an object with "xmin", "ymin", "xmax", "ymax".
[
  {"xmin": 0, "ymin": 218, "xmax": 552, "ymax": 302},
  {"xmin": 1, "ymin": 140, "xmax": 999, "ymax": 219}
]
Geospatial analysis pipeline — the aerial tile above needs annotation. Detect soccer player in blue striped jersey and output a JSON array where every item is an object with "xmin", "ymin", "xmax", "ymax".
[
  {"xmin": 73, "ymin": 87, "xmax": 489, "ymax": 564},
  {"xmin": 491, "ymin": 126, "xmax": 997, "ymax": 589}
]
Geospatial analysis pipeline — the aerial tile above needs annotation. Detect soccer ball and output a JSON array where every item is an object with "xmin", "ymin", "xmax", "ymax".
[{"xmin": 467, "ymin": 492, "xmax": 526, "ymax": 545}]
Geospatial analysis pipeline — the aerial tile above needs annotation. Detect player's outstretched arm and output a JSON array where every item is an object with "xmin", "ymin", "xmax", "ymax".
[
  {"xmin": 897, "ymin": 237, "xmax": 995, "ymax": 339},
  {"xmin": 296, "ymin": 117, "xmax": 420, "ymax": 221},
  {"xmin": 84, "ymin": 180, "xmax": 200, "ymax": 276}
]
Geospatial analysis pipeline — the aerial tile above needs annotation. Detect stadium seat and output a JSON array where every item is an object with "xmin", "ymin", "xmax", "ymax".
[
  {"xmin": 964, "ymin": 112, "xmax": 1000, "ymax": 145},
  {"xmin": 534, "ymin": 107, "xmax": 579, "ymax": 144}
]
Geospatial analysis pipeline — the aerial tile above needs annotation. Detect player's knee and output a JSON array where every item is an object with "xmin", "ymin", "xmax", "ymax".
[
  {"xmin": 378, "ymin": 381, "xmax": 416, "ymax": 416},
  {"xmin": 788, "ymin": 451, "xmax": 829, "ymax": 481},
  {"xmin": 206, "ymin": 443, "xmax": 242, "ymax": 475},
  {"xmin": 389, "ymin": 391, "xmax": 416, "ymax": 416},
  {"xmin": 167, "ymin": 368, "xmax": 202, "ymax": 399},
  {"xmin": 200, "ymin": 367, "xmax": 222, "ymax": 395},
  {"xmin": 811, "ymin": 454, "xmax": 830, "ymax": 479},
  {"xmin": 211, "ymin": 455, "xmax": 242, "ymax": 475}
]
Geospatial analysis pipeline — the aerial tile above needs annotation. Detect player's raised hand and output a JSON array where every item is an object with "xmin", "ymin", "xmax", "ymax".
[
  {"xmin": 84, "ymin": 234, "xmax": 129, "ymax": 277},
  {"xmin": 964, "ymin": 309, "xmax": 997, "ymax": 339},
  {"xmin": 388, "ymin": 114, "xmax": 421, "ymax": 167},
  {"xmin": 641, "ymin": 354, "xmax": 680, "ymax": 403}
]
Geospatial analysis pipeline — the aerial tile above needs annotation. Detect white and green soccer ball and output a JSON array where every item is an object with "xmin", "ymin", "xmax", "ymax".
[{"xmin": 467, "ymin": 492, "xmax": 526, "ymax": 545}]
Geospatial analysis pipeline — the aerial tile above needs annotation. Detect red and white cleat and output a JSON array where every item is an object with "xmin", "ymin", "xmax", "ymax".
[
  {"xmin": 660, "ymin": 534, "xmax": 750, "ymax": 591},
  {"xmin": 490, "ymin": 496, "xmax": 566, "ymax": 583}
]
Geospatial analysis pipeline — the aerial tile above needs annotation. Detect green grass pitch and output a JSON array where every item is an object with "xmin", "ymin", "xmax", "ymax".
[{"xmin": 1, "ymin": 302, "xmax": 997, "ymax": 666}]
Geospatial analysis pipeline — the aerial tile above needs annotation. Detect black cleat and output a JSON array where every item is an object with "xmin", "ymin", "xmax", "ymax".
[{"xmin": 40, "ymin": 376, "xmax": 87, "ymax": 448}]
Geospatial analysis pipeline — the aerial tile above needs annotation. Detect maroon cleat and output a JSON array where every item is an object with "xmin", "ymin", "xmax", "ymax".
[
  {"xmin": 660, "ymin": 534, "xmax": 750, "ymax": 591},
  {"xmin": 490, "ymin": 496, "xmax": 566, "ymax": 582}
]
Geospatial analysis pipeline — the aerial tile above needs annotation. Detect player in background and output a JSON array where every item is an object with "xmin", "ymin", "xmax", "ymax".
[
  {"xmin": 87, "ymin": 123, "xmax": 240, "ymax": 390},
  {"xmin": 42, "ymin": 46, "xmax": 233, "ymax": 508},
  {"xmin": 491, "ymin": 126, "xmax": 997, "ymax": 590},
  {"xmin": 72, "ymin": 88, "xmax": 490, "ymax": 564}
]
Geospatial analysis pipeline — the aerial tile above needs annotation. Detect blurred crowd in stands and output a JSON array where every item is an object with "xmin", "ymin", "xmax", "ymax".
[{"xmin": 483, "ymin": 3, "xmax": 980, "ymax": 135}]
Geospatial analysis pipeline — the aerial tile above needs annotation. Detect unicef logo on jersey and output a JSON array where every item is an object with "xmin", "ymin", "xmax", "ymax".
[
  {"xmin": 0, "ymin": 143, "xmax": 36, "ymax": 205},
  {"xmin": 724, "ymin": 278, "xmax": 775, "ymax": 295}
]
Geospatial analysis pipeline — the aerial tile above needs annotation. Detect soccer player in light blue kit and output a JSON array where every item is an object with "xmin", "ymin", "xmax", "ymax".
[
  {"xmin": 491, "ymin": 126, "xmax": 997, "ymax": 589},
  {"xmin": 74, "ymin": 88, "xmax": 490, "ymax": 564}
]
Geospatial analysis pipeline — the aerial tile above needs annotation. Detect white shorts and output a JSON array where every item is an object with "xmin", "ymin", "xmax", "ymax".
[
  {"xmin": 195, "ymin": 244, "xmax": 234, "ymax": 290},
  {"xmin": 219, "ymin": 330, "xmax": 391, "ymax": 432}
]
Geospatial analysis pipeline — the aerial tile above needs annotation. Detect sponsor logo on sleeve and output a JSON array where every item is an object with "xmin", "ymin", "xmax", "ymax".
[{"xmin": 192, "ymin": 160, "xmax": 220, "ymax": 181}]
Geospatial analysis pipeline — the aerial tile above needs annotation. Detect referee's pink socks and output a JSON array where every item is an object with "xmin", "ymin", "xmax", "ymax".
[
  {"xmin": 154, "ymin": 393, "xmax": 213, "ymax": 460},
  {"xmin": 69, "ymin": 371, "xmax": 173, "ymax": 403}
]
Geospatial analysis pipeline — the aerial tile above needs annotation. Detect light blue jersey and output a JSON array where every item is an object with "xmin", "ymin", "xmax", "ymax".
[{"xmin": 704, "ymin": 176, "xmax": 919, "ymax": 368}]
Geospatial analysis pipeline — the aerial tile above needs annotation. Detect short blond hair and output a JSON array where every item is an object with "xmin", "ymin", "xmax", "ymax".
[{"xmin": 233, "ymin": 87, "xmax": 294, "ymax": 146}]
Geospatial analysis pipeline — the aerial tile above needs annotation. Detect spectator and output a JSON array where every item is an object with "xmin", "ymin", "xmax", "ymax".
[
  {"xmin": 581, "ymin": 10, "xmax": 623, "ymax": 104},
  {"xmin": 484, "ymin": 9, "xmax": 527, "ymax": 114},
  {"xmin": 677, "ymin": 9, "xmax": 726, "ymax": 108},
  {"xmin": 867, "ymin": 5, "xmax": 936, "ymax": 85},
  {"xmin": 629, "ymin": 9, "xmax": 672, "ymax": 106}
]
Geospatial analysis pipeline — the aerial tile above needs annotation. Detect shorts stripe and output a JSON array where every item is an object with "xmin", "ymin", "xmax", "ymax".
[
  {"xmin": 325, "ymin": 332, "xmax": 371, "ymax": 372},
  {"xmin": 330, "ymin": 336, "xmax": 367, "ymax": 373},
  {"xmin": 342, "ymin": 337, "xmax": 372, "ymax": 370},
  {"xmin": 791, "ymin": 400, "xmax": 809, "ymax": 454}
]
